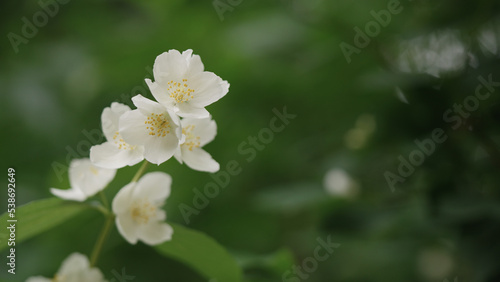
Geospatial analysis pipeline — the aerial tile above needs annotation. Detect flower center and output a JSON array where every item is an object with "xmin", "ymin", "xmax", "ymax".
[
  {"xmin": 130, "ymin": 199, "xmax": 157, "ymax": 224},
  {"xmin": 113, "ymin": 131, "xmax": 136, "ymax": 150},
  {"xmin": 167, "ymin": 78, "xmax": 194, "ymax": 104},
  {"xmin": 181, "ymin": 125, "xmax": 200, "ymax": 151},
  {"xmin": 145, "ymin": 113, "xmax": 171, "ymax": 137}
]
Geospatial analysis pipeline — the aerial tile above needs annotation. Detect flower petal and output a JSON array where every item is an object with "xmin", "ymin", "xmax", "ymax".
[
  {"xmin": 181, "ymin": 147, "xmax": 220, "ymax": 172},
  {"xmin": 57, "ymin": 253, "xmax": 90, "ymax": 276},
  {"xmin": 90, "ymin": 142, "xmax": 144, "ymax": 169},
  {"xmin": 175, "ymin": 103, "xmax": 210, "ymax": 118},
  {"xmin": 134, "ymin": 172, "xmax": 171, "ymax": 202},
  {"xmin": 115, "ymin": 213, "xmax": 140, "ymax": 245},
  {"xmin": 138, "ymin": 222, "xmax": 173, "ymax": 245},
  {"xmin": 174, "ymin": 147, "xmax": 183, "ymax": 164},
  {"xmin": 112, "ymin": 183, "xmax": 142, "ymax": 244},
  {"xmin": 142, "ymin": 132, "xmax": 179, "ymax": 165},
  {"xmin": 119, "ymin": 109, "xmax": 150, "ymax": 146},
  {"xmin": 112, "ymin": 182, "xmax": 135, "ymax": 214},
  {"xmin": 50, "ymin": 187, "xmax": 87, "ymax": 201},
  {"xmin": 146, "ymin": 79, "xmax": 174, "ymax": 110},
  {"xmin": 182, "ymin": 49, "xmax": 205, "ymax": 76},
  {"xmin": 188, "ymin": 72, "xmax": 229, "ymax": 107},
  {"xmin": 101, "ymin": 102, "xmax": 131, "ymax": 141},
  {"xmin": 153, "ymin": 49, "xmax": 187, "ymax": 83},
  {"xmin": 182, "ymin": 117, "xmax": 217, "ymax": 147},
  {"xmin": 131, "ymin": 94, "xmax": 166, "ymax": 115},
  {"xmin": 68, "ymin": 159, "xmax": 116, "ymax": 197}
]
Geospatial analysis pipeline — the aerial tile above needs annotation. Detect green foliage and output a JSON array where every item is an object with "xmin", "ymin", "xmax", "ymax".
[
  {"xmin": 0, "ymin": 198, "xmax": 90, "ymax": 252},
  {"xmin": 155, "ymin": 223, "xmax": 243, "ymax": 282}
]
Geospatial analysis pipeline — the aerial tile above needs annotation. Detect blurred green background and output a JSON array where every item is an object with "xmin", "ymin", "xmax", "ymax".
[{"xmin": 2, "ymin": 0, "xmax": 500, "ymax": 281}]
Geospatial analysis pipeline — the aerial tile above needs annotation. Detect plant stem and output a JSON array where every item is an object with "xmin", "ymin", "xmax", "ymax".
[
  {"xmin": 131, "ymin": 160, "xmax": 149, "ymax": 183},
  {"xmin": 89, "ymin": 160, "xmax": 149, "ymax": 267},
  {"xmin": 99, "ymin": 191, "xmax": 109, "ymax": 210},
  {"xmin": 90, "ymin": 213, "xmax": 114, "ymax": 267}
]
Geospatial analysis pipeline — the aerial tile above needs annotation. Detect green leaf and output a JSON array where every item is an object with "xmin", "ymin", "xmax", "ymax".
[
  {"xmin": 0, "ymin": 198, "xmax": 91, "ymax": 252},
  {"xmin": 155, "ymin": 223, "xmax": 243, "ymax": 282}
]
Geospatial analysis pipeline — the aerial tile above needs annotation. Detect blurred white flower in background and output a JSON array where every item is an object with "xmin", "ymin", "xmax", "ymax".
[
  {"xmin": 90, "ymin": 102, "xmax": 145, "ymax": 169},
  {"xmin": 112, "ymin": 172, "xmax": 174, "ymax": 245},
  {"xmin": 26, "ymin": 253, "xmax": 107, "ymax": 282},
  {"xmin": 417, "ymin": 248, "xmax": 454, "ymax": 281},
  {"xmin": 344, "ymin": 114, "xmax": 376, "ymax": 150},
  {"xmin": 394, "ymin": 29, "xmax": 467, "ymax": 77},
  {"xmin": 50, "ymin": 158, "xmax": 116, "ymax": 202},
  {"xmin": 323, "ymin": 168, "xmax": 359, "ymax": 198}
]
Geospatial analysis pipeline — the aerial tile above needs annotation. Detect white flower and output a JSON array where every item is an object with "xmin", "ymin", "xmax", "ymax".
[
  {"xmin": 174, "ymin": 117, "xmax": 220, "ymax": 172},
  {"xmin": 90, "ymin": 102, "xmax": 145, "ymax": 169},
  {"xmin": 119, "ymin": 95, "xmax": 181, "ymax": 165},
  {"xmin": 145, "ymin": 49, "xmax": 229, "ymax": 118},
  {"xmin": 112, "ymin": 172, "xmax": 174, "ymax": 245},
  {"xmin": 26, "ymin": 252, "xmax": 107, "ymax": 282},
  {"xmin": 50, "ymin": 158, "xmax": 116, "ymax": 202},
  {"xmin": 323, "ymin": 168, "xmax": 359, "ymax": 199}
]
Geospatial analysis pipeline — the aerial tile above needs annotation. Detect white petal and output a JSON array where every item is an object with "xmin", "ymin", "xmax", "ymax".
[
  {"xmin": 174, "ymin": 147, "xmax": 183, "ymax": 164},
  {"xmin": 146, "ymin": 79, "xmax": 174, "ymax": 110},
  {"xmin": 119, "ymin": 109, "xmax": 150, "ymax": 146},
  {"xmin": 181, "ymin": 49, "xmax": 193, "ymax": 59},
  {"xmin": 175, "ymin": 103, "xmax": 210, "ymax": 118},
  {"xmin": 57, "ymin": 253, "xmax": 90, "ymax": 275},
  {"xmin": 115, "ymin": 213, "xmax": 140, "ymax": 245},
  {"xmin": 186, "ymin": 54, "xmax": 204, "ymax": 75},
  {"xmin": 182, "ymin": 117, "xmax": 217, "ymax": 147},
  {"xmin": 181, "ymin": 147, "xmax": 220, "ymax": 172},
  {"xmin": 68, "ymin": 159, "xmax": 116, "ymax": 197},
  {"xmin": 26, "ymin": 277, "xmax": 52, "ymax": 282},
  {"xmin": 90, "ymin": 142, "xmax": 144, "ymax": 169},
  {"xmin": 131, "ymin": 94, "xmax": 166, "ymax": 115},
  {"xmin": 134, "ymin": 172, "xmax": 171, "ymax": 202},
  {"xmin": 112, "ymin": 182, "xmax": 135, "ymax": 214},
  {"xmin": 153, "ymin": 50, "xmax": 187, "ymax": 83},
  {"xmin": 57, "ymin": 253, "xmax": 106, "ymax": 282},
  {"xmin": 142, "ymin": 132, "xmax": 179, "ymax": 165},
  {"xmin": 188, "ymin": 72, "xmax": 229, "ymax": 107},
  {"xmin": 112, "ymin": 183, "xmax": 141, "ymax": 244},
  {"xmin": 101, "ymin": 102, "xmax": 131, "ymax": 141},
  {"xmin": 50, "ymin": 187, "xmax": 87, "ymax": 202},
  {"xmin": 138, "ymin": 222, "xmax": 173, "ymax": 245},
  {"xmin": 86, "ymin": 269, "xmax": 107, "ymax": 282}
]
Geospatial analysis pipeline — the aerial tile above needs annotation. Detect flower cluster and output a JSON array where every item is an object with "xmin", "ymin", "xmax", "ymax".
[
  {"xmin": 90, "ymin": 49, "xmax": 228, "ymax": 170},
  {"xmin": 49, "ymin": 49, "xmax": 228, "ymax": 254}
]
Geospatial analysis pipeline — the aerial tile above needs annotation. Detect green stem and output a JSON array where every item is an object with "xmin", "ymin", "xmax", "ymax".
[
  {"xmin": 99, "ymin": 191, "xmax": 109, "ymax": 210},
  {"xmin": 89, "ymin": 160, "xmax": 149, "ymax": 267},
  {"xmin": 131, "ymin": 160, "xmax": 149, "ymax": 182},
  {"xmin": 90, "ymin": 214, "xmax": 114, "ymax": 267}
]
